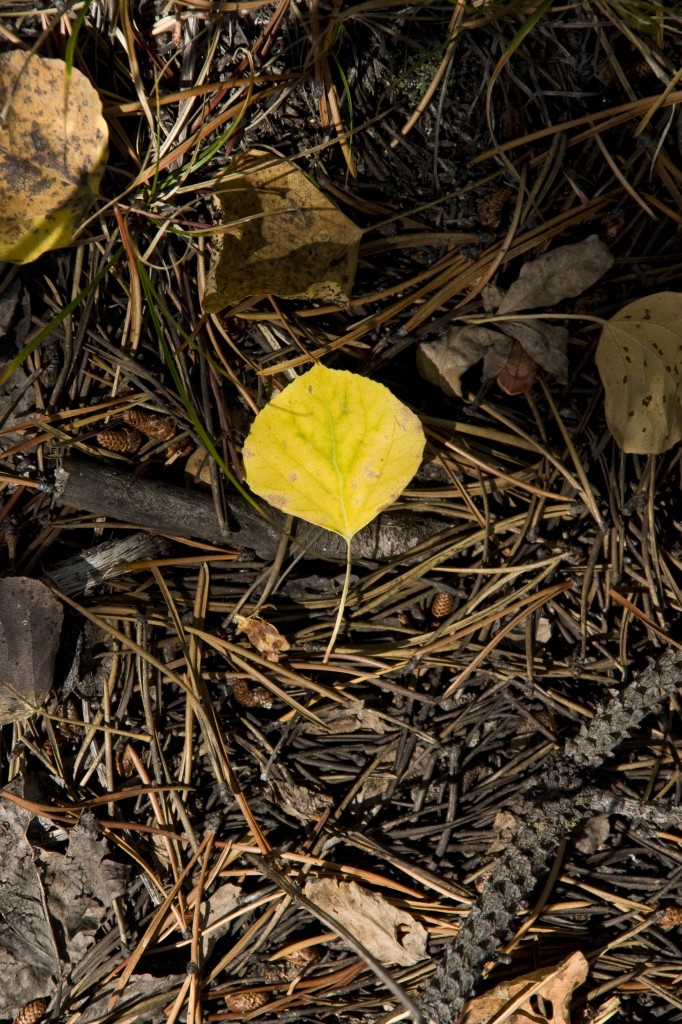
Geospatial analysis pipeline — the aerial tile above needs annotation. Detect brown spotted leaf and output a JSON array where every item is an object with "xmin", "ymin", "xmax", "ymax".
[
  {"xmin": 0, "ymin": 51, "xmax": 108, "ymax": 264},
  {"xmin": 595, "ymin": 292, "xmax": 682, "ymax": 453}
]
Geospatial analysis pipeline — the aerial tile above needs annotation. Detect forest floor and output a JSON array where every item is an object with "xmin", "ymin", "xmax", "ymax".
[{"xmin": 2, "ymin": 2, "xmax": 682, "ymax": 1023}]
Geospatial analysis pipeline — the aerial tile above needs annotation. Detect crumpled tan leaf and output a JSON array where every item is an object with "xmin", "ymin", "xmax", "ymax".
[
  {"xmin": 496, "ymin": 235, "xmax": 614, "ymax": 314},
  {"xmin": 0, "ymin": 51, "xmax": 108, "ymax": 263},
  {"xmin": 416, "ymin": 325, "xmax": 512, "ymax": 398},
  {"xmin": 0, "ymin": 797, "xmax": 59, "ymax": 1017},
  {"xmin": 595, "ymin": 291, "xmax": 682, "ymax": 453},
  {"xmin": 0, "ymin": 796, "xmax": 128, "ymax": 1019},
  {"xmin": 202, "ymin": 149, "xmax": 363, "ymax": 311},
  {"xmin": 417, "ymin": 235, "xmax": 613, "ymax": 397},
  {"xmin": 461, "ymin": 951, "xmax": 588, "ymax": 1024},
  {"xmin": 303, "ymin": 878, "xmax": 427, "ymax": 966}
]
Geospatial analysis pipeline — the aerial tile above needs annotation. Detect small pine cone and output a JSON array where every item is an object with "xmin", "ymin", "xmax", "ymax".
[
  {"xmin": 97, "ymin": 426, "xmax": 142, "ymax": 454},
  {"xmin": 225, "ymin": 990, "xmax": 268, "ymax": 1013},
  {"xmin": 623, "ymin": 57, "xmax": 656, "ymax": 83},
  {"xmin": 13, "ymin": 1000, "xmax": 49, "ymax": 1024},
  {"xmin": 658, "ymin": 905, "xmax": 682, "ymax": 930},
  {"xmin": 231, "ymin": 679, "xmax": 273, "ymax": 709},
  {"xmin": 478, "ymin": 184, "xmax": 516, "ymax": 230},
  {"xmin": 123, "ymin": 408, "xmax": 176, "ymax": 441},
  {"xmin": 595, "ymin": 60, "xmax": 615, "ymax": 86},
  {"xmin": 431, "ymin": 592, "xmax": 454, "ymax": 619}
]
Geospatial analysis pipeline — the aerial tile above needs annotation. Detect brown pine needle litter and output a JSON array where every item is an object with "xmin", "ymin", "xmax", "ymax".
[{"xmin": 2, "ymin": 3, "xmax": 682, "ymax": 1024}]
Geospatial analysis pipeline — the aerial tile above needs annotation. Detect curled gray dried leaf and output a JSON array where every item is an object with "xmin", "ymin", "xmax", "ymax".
[
  {"xmin": 417, "ymin": 326, "xmax": 511, "ymax": 398},
  {"xmin": 0, "ymin": 578, "xmax": 63, "ymax": 725},
  {"xmin": 496, "ymin": 235, "xmax": 614, "ymax": 314}
]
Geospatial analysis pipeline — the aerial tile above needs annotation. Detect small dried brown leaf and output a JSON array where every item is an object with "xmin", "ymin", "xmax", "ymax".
[
  {"xmin": 496, "ymin": 235, "xmax": 614, "ymax": 314},
  {"xmin": 462, "ymin": 951, "xmax": 588, "ymax": 1024},
  {"xmin": 496, "ymin": 340, "xmax": 539, "ymax": 395},
  {"xmin": 234, "ymin": 613, "xmax": 290, "ymax": 662},
  {"xmin": 417, "ymin": 326, "xmax": 511, "ymax": 398},
  {"xmin": 303, "ymin": 878, "xmax": 427, "ymax": 966}
]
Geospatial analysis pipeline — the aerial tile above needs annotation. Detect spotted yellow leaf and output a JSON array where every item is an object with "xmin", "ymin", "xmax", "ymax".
[
  {"xmin": 596, "ymin": 292, "xmax": 682, "ymax": 454},
  {"xmin": 243, "ymin": 364, "xmax": 425, "ymax": 542},
  {"xmin": 0, "ymin": 51, "xmax": 108, "ymax": 264}
]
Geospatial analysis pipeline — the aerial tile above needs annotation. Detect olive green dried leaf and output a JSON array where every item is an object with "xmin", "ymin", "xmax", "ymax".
[{"xmin": 202, "ymin": 149, "xmax": 363, "ymax": 311}]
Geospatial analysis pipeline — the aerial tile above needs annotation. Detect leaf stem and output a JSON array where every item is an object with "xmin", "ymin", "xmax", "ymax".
[{"xmin": 324, "ymin": 537, "xmax": 352, "ymax": 663}]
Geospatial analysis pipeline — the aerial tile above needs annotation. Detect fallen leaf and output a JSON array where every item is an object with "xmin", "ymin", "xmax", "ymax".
[
  {"xmin": 417, "ymin": 325, "xmax": 510, "ymax": 398},
  {"xmin": 462, "ymin": 951, "xmax": 588, "ymax": 1024},
  {"xmin": 595, "ymin": 291, "xmax": 682, "ymax": 453},
  {"xmin": 75, "ymin": 973, "xmax": 185, "ymax": 1024},
  {"xmin": 202, "ymin": 149, "xmax": 363, "ymax": 311},
  {"xmin": 0, "ymin": 796, "xmax": 128, "ymax": 1019},
  {"xmin": 496, "ymin": 235, "xmax": 614, "ymax": 314},
  {"xmin": 39, "ymin": 814, "xmax": 128, "ymax": 961},
  {"xmin": 0, "ymin": 577, "xmax": 63, "ymax": 724},
  {"xmin": 0, "ymin": 51, "xmax": 108, "ymax": 264},
  {"xmin": 200, "ymin": 883, "xmax": 241, "ymax": 960},
  {"xmin": 418, "ymin": 236, "xmax": 611, "ymax": 398},
  {"xmin": 242, "ymin": 364, "xmax": 425, "ymax": 541},
  {"xmin": 0, "ymin": 796, "xmax": 59, "ymax": 1017},
  {"xmin": 268, "ymin": 767, "xmax": 332, "ymax": 821},
  {"xmin": 234, "ymin": 612, "xmax": 290, "ymax": 662},
  {"xmin": 574, "ymin": 814, "xmax": 610, "ymax": 855},
  {"xmin": 303, "ymin": 878, "xmax": 427, "ymax": 966}
]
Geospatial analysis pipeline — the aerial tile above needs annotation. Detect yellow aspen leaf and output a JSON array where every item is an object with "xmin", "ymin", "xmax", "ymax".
[
  {"xmin": 243, "ymin": 365, "xmax": 425, "ymax": 660},
  {"xmin": 595, "ymin": 292, "xmax": 682, "ymax": 454},
  {"xmin": 201, "ymin": 149, "xmax": 363, "ymax": 312},
  {"xmin": 0, "ymin": 51, "xmax": 108, "ymax": 264},
  {"xmin": 242, "ymin": 364, "xmax": 425, "ymax": 542}
]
